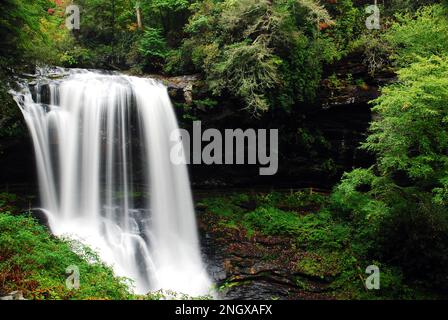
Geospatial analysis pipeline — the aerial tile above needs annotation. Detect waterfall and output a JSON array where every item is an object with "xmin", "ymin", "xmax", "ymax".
[{"xmin": 11, "ymin": 68, "xmax": 212, "ymax": 296}]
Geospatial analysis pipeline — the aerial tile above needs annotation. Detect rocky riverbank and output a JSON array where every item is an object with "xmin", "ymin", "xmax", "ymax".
[
  {"xmin": 194, "ymin": 190, "xmax": 358, "ymax": 300},
  {"xmin": 199, "ymin": 211, "xmax": 334, "ymax": 300}
]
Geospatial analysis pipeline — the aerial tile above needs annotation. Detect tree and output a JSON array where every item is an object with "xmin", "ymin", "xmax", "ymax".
[
  {"xmin": 0, "ymin": 0, "xmax": 52, "ymax": 57},
  {"xmin": 0, "ymin": 0, "xmax": 67, "ymax": 140},
  {"xmin": 178, "ymin": 0, "xmax": 337, "ymax": 114},
  {"xmin": 330, "ymin": 5, "xmax": 448, "ymax": 287},
  {"xmin": 135, "ymin": 1, "xmax": 143, "ymax": 30}
]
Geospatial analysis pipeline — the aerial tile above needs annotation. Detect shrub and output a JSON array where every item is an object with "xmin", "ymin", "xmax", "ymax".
[
  {"xmin": 329, "ymin": 44, "xmax": 448, "ymax": 290},
  {"xmin": 378, "ymin": 200, "xmax": 448, "ymax": 288},
  {"xmin": 182, "ymin": 0, "xmax": 338, "ymax": 114},
  {"xmin": 385, "ymin": 4, "xmax": 448, "ymax": 67},
  {"xmin": 0, "ymin": 212, "xmax": 133, "ymax": 299},
  {"xmin": 243, "ymin": 207, "xmax": 302, "ymax": 236},
  {"xmin": 138, "ymin": 27, "xmax": 169, "ymax": 71}
]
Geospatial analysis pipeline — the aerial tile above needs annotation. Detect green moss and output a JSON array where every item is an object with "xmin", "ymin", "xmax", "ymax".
[
  {"xmin": 198, "ymin": 196, "xmax": 245, "ymax": 218},
  {"xmin": 297, "ymin": 250, "xmax": 346, "ymax": 279},
  {"xmin": 243, "ymin": 207, "xmax": 302, "ymax": 236}
]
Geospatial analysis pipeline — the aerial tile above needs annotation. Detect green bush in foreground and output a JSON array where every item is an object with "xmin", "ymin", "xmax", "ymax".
[{"xmin": 0, "ymin": 211, "xmax": 133, "ymax": 300}]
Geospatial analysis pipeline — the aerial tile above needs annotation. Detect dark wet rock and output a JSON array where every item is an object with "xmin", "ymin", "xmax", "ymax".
[
  {"xmin": 318, "ymin": 52, "xmax": 396, "ymax": 111},
  {"xmin": 143, "ymin": 74, "xmax": 201, "ymax": 104},
  {"xmin": 222, "ymin": 280, "xmax": 293, "ymax": 300},
  {"xmin": 192, "ymin": 179, "xmax": 229, "ymax": 188},
  {"xmin": 30, "ymin": 209, "xmax": 50, "ymax": 230},
  {"xmin": 320, "ymin": 84, "xmax": 377, "ymax": 110},
  {"xmin": 199, "ymin": 213, "xmax": 333, "ymax": 300},
  {"xmin": 179, "ymin": 54, "xmax": 385, "ymax": 189},
  {"xmin": 237, "ymin": 200, "xmax": 257, "ymax": 211}
]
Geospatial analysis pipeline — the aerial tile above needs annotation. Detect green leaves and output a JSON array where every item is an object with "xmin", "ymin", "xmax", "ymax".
[
  {"xmin": 209, "ymin": 40, "xmax": 281, "ymax": 113},
  {"xmin": 365, "ymin": 56, "xmax": 448, "ymax": 186},
  {"xmin": 0, "ymin": 0, "xmax": 52, "ymax": 55},
  {"xmin": 138, "ymin": 27, "xmax": 168, "ymax": 60},
  {"xmin": 333, "ymin": 56, "xmax": 448, "ymax": 219},
  {"xmin": 385, "ymin": 4, "xmax": 448, "ymax": 67},
  {"xmin": 182, "ymin": 0, "xmax": 337, "ymax": 114},
  {"xmin": 328, "ymin": 4, "xmax": 448, "ymax": 291},
  {"xmin": 151, "ymin": 0, "xmax": 190, "ymax": 12}
]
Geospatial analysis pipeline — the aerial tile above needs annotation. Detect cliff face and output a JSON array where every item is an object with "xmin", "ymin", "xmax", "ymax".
[
  {"xmin": 0, "ymin": 56, "xmax": 395, "ymax": 190},
  {"xmin": 164, "ymin": 53, "xmax": 395, "ymax": 189}
]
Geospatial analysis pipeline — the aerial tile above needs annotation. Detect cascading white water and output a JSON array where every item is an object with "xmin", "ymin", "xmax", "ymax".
[{"xmin": 11, "ymin": 68, "xmax": 212, "ymax": 296}]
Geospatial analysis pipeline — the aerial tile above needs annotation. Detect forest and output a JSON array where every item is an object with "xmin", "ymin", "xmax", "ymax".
[{"xmin": 0, "ymin": 0, "xmax": 447, "ymax": 301}]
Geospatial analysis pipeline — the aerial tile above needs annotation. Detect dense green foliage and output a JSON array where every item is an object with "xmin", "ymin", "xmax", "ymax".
[
  {"xmin": 0, "ymin": 0, "xmax": 440, "ymax": 117},
  {"xmin": 0, "ymin": 0, "xmax": 51, "ymax": 58},
  {"xmin": 199, "ymin": 190, "xmax": 436, "ymax": 299},
  {"xmin": 0, "ymin": 0, "xmax": 366, "ymax": 114},
  {"xmin": 0, "ymin": 195, "xmax": 133, "ymax": 299},
  {"xmin": 0, "ymin": 0, "xmax": 71, "ymax": 142},
  {"xmin": 330, "ymin": 3, "xmax": 448, "ymax": 290},
  {"xmin": 385, "ymin": 4, "xmax": 448, "ymax": 67},
  {"xmin": 175, "ymin": 0, "xmax": 339, "ymax": 113}
]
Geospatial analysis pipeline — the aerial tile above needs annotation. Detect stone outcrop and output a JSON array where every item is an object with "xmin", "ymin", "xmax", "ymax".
[
  {"xmin": 199, "ymin": 211, "xmax": 334, "ymax": 300},
  {"xmin": 143, "ymin": 74, "xmax": 201, "ymax": 104},
  {"xmin": 0, "ymin": 291, "xmax": 26, "ymax": 300}
]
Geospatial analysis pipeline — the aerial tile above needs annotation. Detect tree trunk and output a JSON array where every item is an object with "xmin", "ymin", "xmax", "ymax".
[{"xmin": 136, "ymin": 1, "xmax": 143, "ymax": 30}]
